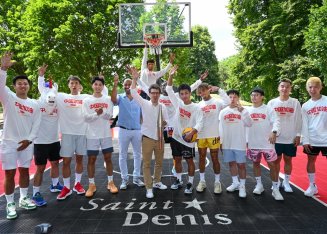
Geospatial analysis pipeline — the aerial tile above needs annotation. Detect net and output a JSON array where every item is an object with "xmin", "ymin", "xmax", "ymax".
[{"xmin": 144, "ymin": 33, "xmax": 166, "ymax": 55}]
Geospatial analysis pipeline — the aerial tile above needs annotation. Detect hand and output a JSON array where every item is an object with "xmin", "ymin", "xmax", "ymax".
[
  {"xmin": 169, "ymin": 53, "xmax": 175, "ymax": 64},
  {"xmin": 98, "ymin": 72, "xmax": 105, "ymax": 80},
  {"xmin": 268, "ymin": 132, "xmax": 277, "ymax": 144},
  {"xmin": 294, "ymin": 136, "xmax": 301, "ymax": 147},
  {"xmin": 169, "ymin": 65, "xmax": 178, "ymax": 77},
  {"xmin": 38, "ymin": 64, "xmax": 48, "ymax": 76},
  {"xmin": 200, "ymin": 70, "xmax": 209, "ymax": 81},
  {"xmin": 17, "ymin": 140, "xmax": 31, "ymax": 151},
  {"xmin": 126, "ymin": 65, "xmax": 139, "ymax": 80},
  {"xmin": 237, "ymin": 101, "xmax": 244, "ymax": 112},
  {"xmin": 303, "ymin": 144, "xmax": 312, "ymax": 154},
  {"xmin": 1, "ymin": 52, "xmax": 15, "ymax": 71},
  {"xmin": 209, "ymin": 85, "xmax": 220, "ymax": 92},
  {"xmin": 184, "ymin": 131, "xmax": 195, "ymax": 143},
  {"xmin": 95, "ymin": 108, "xmax": 103, "ymax": 116},
  {"xmin": 113, "ymin": 73, "xmax": 119, "ymax": 87}
]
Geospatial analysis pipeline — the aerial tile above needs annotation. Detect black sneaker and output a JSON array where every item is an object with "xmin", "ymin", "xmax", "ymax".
[
  {"xmin": 170, "ymin": 179, "xmax": 183, "ymax": 190},
  {"xmin": 184, "ymin": 182, "xmax": 193, "ymax": 194}
]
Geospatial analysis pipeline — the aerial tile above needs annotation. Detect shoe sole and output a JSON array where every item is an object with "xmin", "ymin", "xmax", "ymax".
[
  {"xmin": 73, "ymin": 188, "xmax": 86, "ymax": 195},
  {"xmin": 108, "ymin": 189, "xmax": 119, "ymax": 194},
  {"xmin": 272, "ymin": 194, "xmax": 284, "ymax": 201},
  {"xmin": 304, "ymin": 191, "xmax": 318, "ymax": 197},
  {"xmin": 153, "ymin": 186, "xmax": 168, "ymax": 190},
  {"xmin": 253, "ymin": 190, "xmax": 264, "ymax": 195},
  {"xmin": 184, "ymin": 190, "xmax": 193, "ymax": 194},
  {"xmin": 133, "ymin": 182, "xmax": 145, "ymax": 187},
  {"xmin": 50, "ymin": 189, "xmax": 62, "ymax": 193},
  {"xmin": 19, "ymin": 205, "xmax": 37, "ymax": 210},
  {"xmin": 7, "ymin": 214, "xmax": 17, "ymax": 220},
  {"xmin": 57, "ymin": 190, "xmax": 73, "ymax": 200},
  {"xmin": 196, "ymin": 187, "xmax": 206, "ymax": 193},
  {"xmin": 85, "ymin": 190, "xmax": 96, "ymax": 198},
  {"xmin": 170, "ymin": 186, "xmax": 182, "ymax": 190},
  {"xmin": 34, "ymin": 201, "xmax": 47, "ymax": 207}
]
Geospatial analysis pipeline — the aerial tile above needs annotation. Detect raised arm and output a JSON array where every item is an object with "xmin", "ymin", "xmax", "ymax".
[
  {"xmin": 38, "ymin": 64, "xmax": 48, "ymax": 94},
  {"xmin": 166, "ymin": 65, "xmax": 180, "ymax": 108},
  {"xmin": 141, "ymin": 46, "xmax": 148, "ymax": 71},
  {"xmin": 128, "ymin": 66, "xmax": 146, "ymax": 107},
  {"xmin": 0, "ymin": 52, "xmax": 15, "ymax": 103},
  {"xmin": 110, "ymin": 74, "xmax": 119, "ymax": 104},
  {"xmin": 137, "ymin": 77, "xmax": 150, "ymax": 96},
  {"xmin": 155, "ymin": 53, "xmax": 175, "ymax": 79}
]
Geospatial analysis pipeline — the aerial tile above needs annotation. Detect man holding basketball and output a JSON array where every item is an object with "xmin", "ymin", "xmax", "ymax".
[{"xmin": 166, "ymin": 66, "xmax": 203, "ymax": 194}]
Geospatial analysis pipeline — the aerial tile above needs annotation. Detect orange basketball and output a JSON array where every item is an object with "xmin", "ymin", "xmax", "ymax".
[{"xmin": 182, "ymin": 127, "xmax": 197, "ymax": 143}]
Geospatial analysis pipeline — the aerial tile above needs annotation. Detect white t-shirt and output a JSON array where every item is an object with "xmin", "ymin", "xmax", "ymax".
[
  {"xmin": 267, "ymin": 97, "xmax": 302, "ymax": 144},
  {"xmin": 218, "ymin": 106, "xmax": 252, "ymax": 150},
  {"xmin": 246, "ymin": 104, "xmax": 280, "ymax": 149},
  {"xmin": 166, "ymin": 85, "xmax": 203, "ymax": 148},
  {"xmin": 82, "ymin": 95, "xmax": 113, "ymax": 139},
  {"xmin": 0, "ymin": 70, "xmax": 41, "ymax": 143},
  {"xmin": 197, "ymin": 90, "xmax": 229, "ymax": 139},
  {"xmin": 301, "ymin": 95, "xmax": 327, "ymax": 146}
]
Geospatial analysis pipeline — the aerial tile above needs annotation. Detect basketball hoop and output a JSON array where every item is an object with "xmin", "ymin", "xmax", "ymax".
[{"xmin": 144, "ymin": 33, "xmax": 166, "ymax": 55}]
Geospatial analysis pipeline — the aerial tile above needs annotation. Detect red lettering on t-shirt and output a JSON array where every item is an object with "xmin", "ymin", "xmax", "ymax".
[
  {"xmin": 274, "ymin": 107, "xmax": 294, "ymax": 115},
  {"xmin": 64, "ymin": 99, "xmax": 83, "ymax": 107},
  {"xmin": 201, "ymin": 104, "xmax": 217, "ymax": 113},
  {"xmin": 250, "ymin": 113, "xmax": 266, "ymax": 121},
  {"xmin": 159, "ymin": 99, "xmax": 172, "ymax": 106},
  {"xmin": 179, "ymin": 108, "xmax": 191, "ymax": 118},
  {"xmin": 224, "ymin": 113, "xmax": 241, "ymax": 122},
  {"xmin": 15, "ymin": 102, "xmax": 34, "ymax": 114},
  {"xmin": 90, "ymin": 103, "xmax": 109, "ymax": 109},
  {"xmin": 307, "ymin": 106, "xmax": 327, "ymax": 115}
]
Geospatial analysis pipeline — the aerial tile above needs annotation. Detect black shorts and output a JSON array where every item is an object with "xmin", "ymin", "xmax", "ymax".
[
  {"xmin": 275, "ymin": 143, "xmax": 297, "ymax": 157},
  {"xmin": 170, "ymin": 138, "xmax": 195, "ymax": 159},
  {"xmin": 303, "ymin": 146, "xmax": 327, "ymax": 156},
  {"xmin": 34, "ymin": 142, "xmax": 61, "ymax": 165}
]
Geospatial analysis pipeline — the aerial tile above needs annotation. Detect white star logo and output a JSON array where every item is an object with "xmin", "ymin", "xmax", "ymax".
[{"xmin": 183, "ymin": 198, "xmax": 206, "ymax": 212}]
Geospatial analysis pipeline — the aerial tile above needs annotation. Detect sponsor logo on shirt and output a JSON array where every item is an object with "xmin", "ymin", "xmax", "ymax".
[
  {"xmin": 307, "ymin": 106, "xmax": 327, "ymax": 115},
  {"xmin": 64, "ymin": 98, "xmax": 83, "ymax": 107},
  {"xmin": 201, "ymin": 104, "xmax": 217, "ymax": 113},
  {"xmin": 90, "ymin": 103, "xmax": 108, "ymax": 109},
  {"xmin": 15, "ymin": 101, "xmax": 33, "ymax": 114},
  {"xmin": 179, "ymin": 108, "xmax": 191, "ymax": 118},
  {"xmin": 40, "ymin": 107, "xmax": 58, "ymax": 116},
  {"xmin": 160, "ymin": 99, "xmax": 172, "ymax": 106},
  {"xmin": 250, "ymin": 113, "xmax": 266, "ymax": 121},
  {"xmin": 274, "ymin": 107, "xmax": 294, "ymax": 115},
  {"xmin": 224, "ymin": 113, "xmax": 241, "ymax": 122}
]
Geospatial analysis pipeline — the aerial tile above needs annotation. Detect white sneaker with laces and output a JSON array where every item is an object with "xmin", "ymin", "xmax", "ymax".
[
  {"xmin": 153, "ymin": 182, "xmax": 167, "ymax": 190},
  {"xmin": 133, "ymin": 178, "xmax": 145, "ymax": 187},
  {"xmin": 214, "ymin": 181, "xmax": 222, "ymax": 194},
  {"xmin": 272, "ymin": 188, "xmax": 284, "ymax": 200},
  {"xmin": 226, "ymin": 183, "xmax": 240, "ymax": 192},
  {"xmin": 239, "ymin": 185, "xmax": 246, "ymax": 198},
  {"xmin": 253, "ymin": 183, "xmax": 265, "ymax": 195},
  {"xmin": 146, "ymin": 189, "xmax": 154, "ymax": 199},
  {"xmin": 282, "ymin": 181, "xmax": 293, "ymax": 193},
  {"xmin": 120, "ymin": 179, "xmax": 129, "ymax": 190},
  {"xmin": 6, "ymin": 202, "xmax": 17, "ymax": 220},
  {"xmin": 304, "ymin": 184, "xmax": 318, "ymax": 197},
  {"xmin": 196, "ymin": 181, "xmax": 207, "ymax": 192}
]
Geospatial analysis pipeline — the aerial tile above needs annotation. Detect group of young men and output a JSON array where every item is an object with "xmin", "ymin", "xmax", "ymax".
[{"xmin": 0, "ymin": 49, "xmax": 326, "ymax": 220}]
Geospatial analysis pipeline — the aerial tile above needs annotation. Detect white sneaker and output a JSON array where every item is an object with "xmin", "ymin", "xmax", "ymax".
[
  {"xmin": 6, "ymin": 202, "xmax": 17, "ymax": 220},
  {"xmin": 146, "ymin": 189, "xmax": 154, "ymax": 199},
  {"xmin": 253, "ymin": 183, "xmax": 265, "ymax": 195},
  {"xmin": 226, "ymin": 183, "xmax": 240, "ymax": 192},
  {"xmin": 196, "ymin": 181, "xmax": 207, "ymax": 192},
  {"xmin": 282, "ymin": 181, "xmax": 293, "ymax": 193},
  {"xmin": 133, "ymin": 178, "xmax": 145, "ymax": 187},
  {"xmin": 272, "ymin": 188, "xmax": 284, "ymax": 200},
  {"xmin": 304, "ymin": 184, "xmax": 318, "ymax": 197},
  {"xmin": 153, "ymin": 182, "xmax": 167, "ymax": 190},
  {"xmin": 120, "ymin": 179, "xmax": 129, "ymax": 190},
  {"xmin": 214, "ymin": 182, "xmax": 222, "ymax": 194},
  {"xmin": 239, "ymin": 185, "xmax": 246, "ymax": 198},
  {"xmin": 271, "ymin": 180, "xmax": 281, "ymax": 190},
  {"xmin": 184, "ymin": 182, "xmax": 194, "ymax": 194}
]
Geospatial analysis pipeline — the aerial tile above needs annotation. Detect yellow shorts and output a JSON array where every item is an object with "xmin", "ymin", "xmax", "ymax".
[{"xmin": 197, "ymin": 137, "xmax": 220, "ymax": 150}]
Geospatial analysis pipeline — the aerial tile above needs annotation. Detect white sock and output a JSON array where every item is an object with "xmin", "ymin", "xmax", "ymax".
[
  {"xmin": 240, "ymin": 179, "xmax": 246, "ymax": 186},
  {"xmin": 188, "ymin": 176, "xmax": 194, "ymax": 184},
  {"xmin": 108, "ymin": 176, "xmax": 113, "ymax": 182},
  {"xmin": 89, "ymin": 178, "xmax": 95, "ymax": 184},
  {"xmin": 272, "ymin": 181, "xmax": 279, "ymax": 190},
  {"xmin": 255, "ymin": 176, "xmax": 262, "ymax": 185},
  {"xmin": 232, "ymin": 176, "xmax": 239, "ymax": 184},
  {"xmin": 5, "ymin": 193, "xmax": 14, "ymax": 203},
  {"xmin": 176, "ymin": 173, "xmax": 182, "ymax": 181},
  {"xmin": 63, "ymin": 177, "xmax": 70, "ymax": 189},
  {"xmin": 52, "ymin": 177, "xmax": 59, "ymax": 186},
  {"xmin": 20, "ymin": 187, "xmax": 28, "ymax": 199},
  {"xmin": 200, "ymin": 173, "xmax": 205, "ymax": 182},
  {"xmin": 33, "ymin": 186, "xmax": 40, "ymax": 196},
  {"xmin": 308, "ymin": 173, "xmax": 315, "ymax": 184},
  {"xmin": 284, "ymin": 174, "xmax": 290, "ymax": 183},
  {"xmin": 215, "ymin": 174, "xmax": 220, "ymax": 183},
  {"xmin": 75, "ymin": 173, "xmax": 82, "ymax": 185}
]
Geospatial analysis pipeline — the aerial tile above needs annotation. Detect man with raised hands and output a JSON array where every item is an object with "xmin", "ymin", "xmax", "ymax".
[{"xmin": 0, "ymin": 52, "xmax": 41, "ymax": 219}]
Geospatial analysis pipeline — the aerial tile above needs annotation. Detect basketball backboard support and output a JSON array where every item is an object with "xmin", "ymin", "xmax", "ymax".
[{"xmin": 118, "ymin": 2, "xmax": 192, "ymax": 48}]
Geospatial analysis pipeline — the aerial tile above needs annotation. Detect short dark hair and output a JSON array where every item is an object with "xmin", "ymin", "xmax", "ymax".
[
  {"xmin": 279, "ymin": 78, "xmax": 292, "ymax": 86},
  {"xmin": 13, "ymin": 75, "xmax": 31, "ymax": 85},
  {"xmin": 148, "ymin": 84, "xmax": 161, "ymax": 94},
  {"xmin": 226, "ymin": 89, "xmax": 240, "ymax": 96},
  {"xmin": 178, "ymin": 84, "xmax": 191, "ymax": 93},
  {"xmin": 67, "ymin": 75, "xmax": 81, "ymax": 84},
  {"xmin": 147, "ymin": 59, "xmax": 155, "ymax": 65},
  {"xmin": 251, "ymin": 87, "xmax": 264, "ymax": 96},
  {"xmin": 197, "ymin": 83, "xmax": 210, "ymax": 91},
  {"xmin": 91, "ymin": 76, "xmax": 104, "ymax": 85}
]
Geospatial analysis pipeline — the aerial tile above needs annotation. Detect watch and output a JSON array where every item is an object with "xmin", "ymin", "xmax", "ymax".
[
  {"xmin": 272, "ymin": 131, "xmax": 277, "ymax": 134},
  {"xmin": 28, "ymin": 140, "xmax": 33, "ymax": 144}
]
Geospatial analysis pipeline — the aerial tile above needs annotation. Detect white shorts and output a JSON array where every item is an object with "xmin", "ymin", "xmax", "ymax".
[
  {"xmin": 60, "ymin": 134, "xmax": 87, "ymax": 157},
  {"xmin": 0, "ymin": 140, "xmax": 34, "ymax": 170},
  {"xmin": 87, "ymin": 137, "xmax": 113, "ymax": 156}
]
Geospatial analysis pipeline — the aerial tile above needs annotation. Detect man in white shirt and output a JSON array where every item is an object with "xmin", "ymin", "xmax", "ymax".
[
  {"xmin": 302, "ymin": 77, "xmax": 327, "ymax": 197},
  {"xmin": 247, "ymin": 87, "xmax": 284, "ymax": 200},
  {"xmin": 0, "ymin": 52, "xmax": 41, "ymax": 219},
  {"xmin": 83, "ymin": 76, "xmax": 118, "ymax": 197},
  {"xmin": 267, "ymin": 79, "xmax": 302, "ymax": 193},
  {"xmin": 219, "ymin": 89, "xmax": 252, "ymax": 198},
  {"xmin": 196, "ymin": 83, "xmax": 229, "ymax": 194},
  {"xmin": 130, "ymin": 67, "xmax": 169, "ymax": 199},
  {"xmin": 166, "ymin": 66, "xmax": 204, "ymax": 194}
]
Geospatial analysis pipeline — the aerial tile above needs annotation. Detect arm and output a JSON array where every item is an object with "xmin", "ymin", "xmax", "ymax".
[
  {"xmin": 241, "ymin": 108, "xmax": 252, "ymax": 127},
  {"xmin": 0, "ymin": 52, "xmax": 15, "ymax": 103},
  {"xmin": 190, "ymin": 70, "xmax": 208, "ymax": 92},
  {"xmin": 268, "ymin": 107, "xmax": 280, "ymax": 144},
  {"xmin": 110, "ymin": 74, "xmax": 119, "ymax": 104},
  {"xmin": 301, "ymin": 106, "xmax": 310, "ymax": 145},
  {"xmin": 129, "ymin": 66, "xmax": 146, "ymax": 107},
  {"xmin": 166, "ymin": 66, "xmax": 180, "ymax": 108},
  {"xmin": 141, "ymin": 46, "xmax": 148, "ymax": 71},
  {"xmin": 28, "ymin": 102, "xmax": 42, "ymax": 141},
  {"xmin": 37, "ymin": 64, "xmax": 48, "ymax": 94},
  {"xmin": 82, "ymin": 100, "xmax": 99, "ymax": 123},
  {"xmin": 294, "ymin": 99, "xmax": 302, "ymax": 146},
  {"xmin": 154, "ymin": 53, "xmax": 175, "ymax": 79},
  {"xmin": 137, "ymin": 78, "xmax": 150, "ymax": 96}
]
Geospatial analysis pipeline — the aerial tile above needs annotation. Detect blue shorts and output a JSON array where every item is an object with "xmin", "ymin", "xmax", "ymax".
[{"xmin": 222, "ymin": 149, "xmax": 246, "ymax": 163}]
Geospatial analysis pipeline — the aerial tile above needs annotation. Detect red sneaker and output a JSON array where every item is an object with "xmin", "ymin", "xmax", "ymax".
[
  {"xmin": 57, "ymin": 186, "xmax": 72, "ymax": 200},
  {"xmin": 73, "ymin": 182, "xmax": 86, "ymax": 195}
]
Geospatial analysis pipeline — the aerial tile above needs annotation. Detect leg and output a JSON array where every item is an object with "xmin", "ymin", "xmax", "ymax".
[
  {"xmin": 4, "ymin": 169, "xmax": 16, "ymax": 196},
  {"xmin": 307, "ymin": 155, "xmax": 317, "ymax": 174},
  {"xmin": 118, "ymin": 129, "xmax": 131, "ymax": 180},
  {"xmin": 103, "ymin": 153, "xmax": 113, "ymax": 176},
  {"xmin": 87, "ymin": 155, "xmax": 97, "ymax": 179},
  {"xmin": 253, "ymin": 162, "xmax": 261, "ymax": 178},
  {"xmin": 33, "ymin": 165, "xmax": 46, "ymax": 187},
  {"xmin": 18, "ymin": 167, "xmax": 30, "ymax": 189},
  {"xmin": 131, "ymin": 130, "xmax": 142, "ymax": 179},
  {"xmin": 186, "ymin": 158, "xmax": 195, "ymax": 177},
  {"xmin": 198, "ymin": 148, "xmax": 207, "ymax": 173},
  {"xmin": 283, "ymin": 155, "xmax": 293, "ymax": 176},
  {"xmin": 153, "ymin": 140, "xmax": 164, "ymax": 184},
  {"xmin": 142, "ymin": 137, "xmax": 154, "ymax": 189},
  {"xmin": 75, "ymin": 154, "xmax": 84, "ymax": 175},
  {"xmin": 174, "ymin": 157, "xmax": 183, "ymax": 174},
  {"xmin": 210, "ymin": 149, "xmax": 220, "ymax": 174},
  {"xmin": 237, "ymin": 163, "xmax": 246, "ymax": 180},
  {"xmin": 50, "ymin": 161, "xmax": 60, "ymax": 179},
  {"xmin": 62, "ymin": 157, "xmax": 72, "ymax": 180},
  {"xmin": 229, "ymin": 161, "xmax": 238, "ymax": 177}
]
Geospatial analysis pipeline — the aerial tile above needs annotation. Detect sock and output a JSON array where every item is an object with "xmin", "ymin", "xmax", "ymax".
[
  {"xmin": 33, "ymin": 186, "xmax": 40, "ymax": 196},
  {"xmin": 232, "ymin": 176, "xmax": 239, "ymax": 184},
  {"xmin": 200, "ymin": 173, "xmax": 205, "ymax": 182},
  {"xmin": 63, "ymin": 177, "xmax": 70, "ymax": 189},
  {"xmin": 272, "ymin": 181, "xmax": 279, "ymax": 190},
  {"xmin": 240, "ymin": 179, "xmax": 246, "ymax": 186},
  {"xmin": 108, "ymin": 176, "xmax": 113, "ymax": 182},
  {"xmin": 188, "ymin": 176, "xmax": 194, "ymax": 184},
  {"xmin": 255, "ymin": 176, "xmax": 262, "ymax": 185},
  {"xmin": 308, "ymin": 173, "xmax": 315, "ymax": 185},
  {"xmin": 176, "ymin": 173, "xmax": 182, "ymax": 181},
  {"xmin": 19, "ymin": 187, "xmax": 28, "ymax": 199},
  {"xmin": 284, "ymin": 174, "xmax": 290, "ymax": 183},
  {"xmin": 5, "ymin": 193, "xmax": 14, "ymax": 203},
  {"xmin": 75, "ymin": 173, "xmax": 82, "ymax": 185},
  {"xmin": 89, "ymin": 178, "xmax": 95, "ymax": 184},
  {"xmin": 52, "ymin": 177, "xmax": 59, "ymax": 186},
  {"xmin": 215, "ymin": 174, "xmax": 220, "ymax": 183}
]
